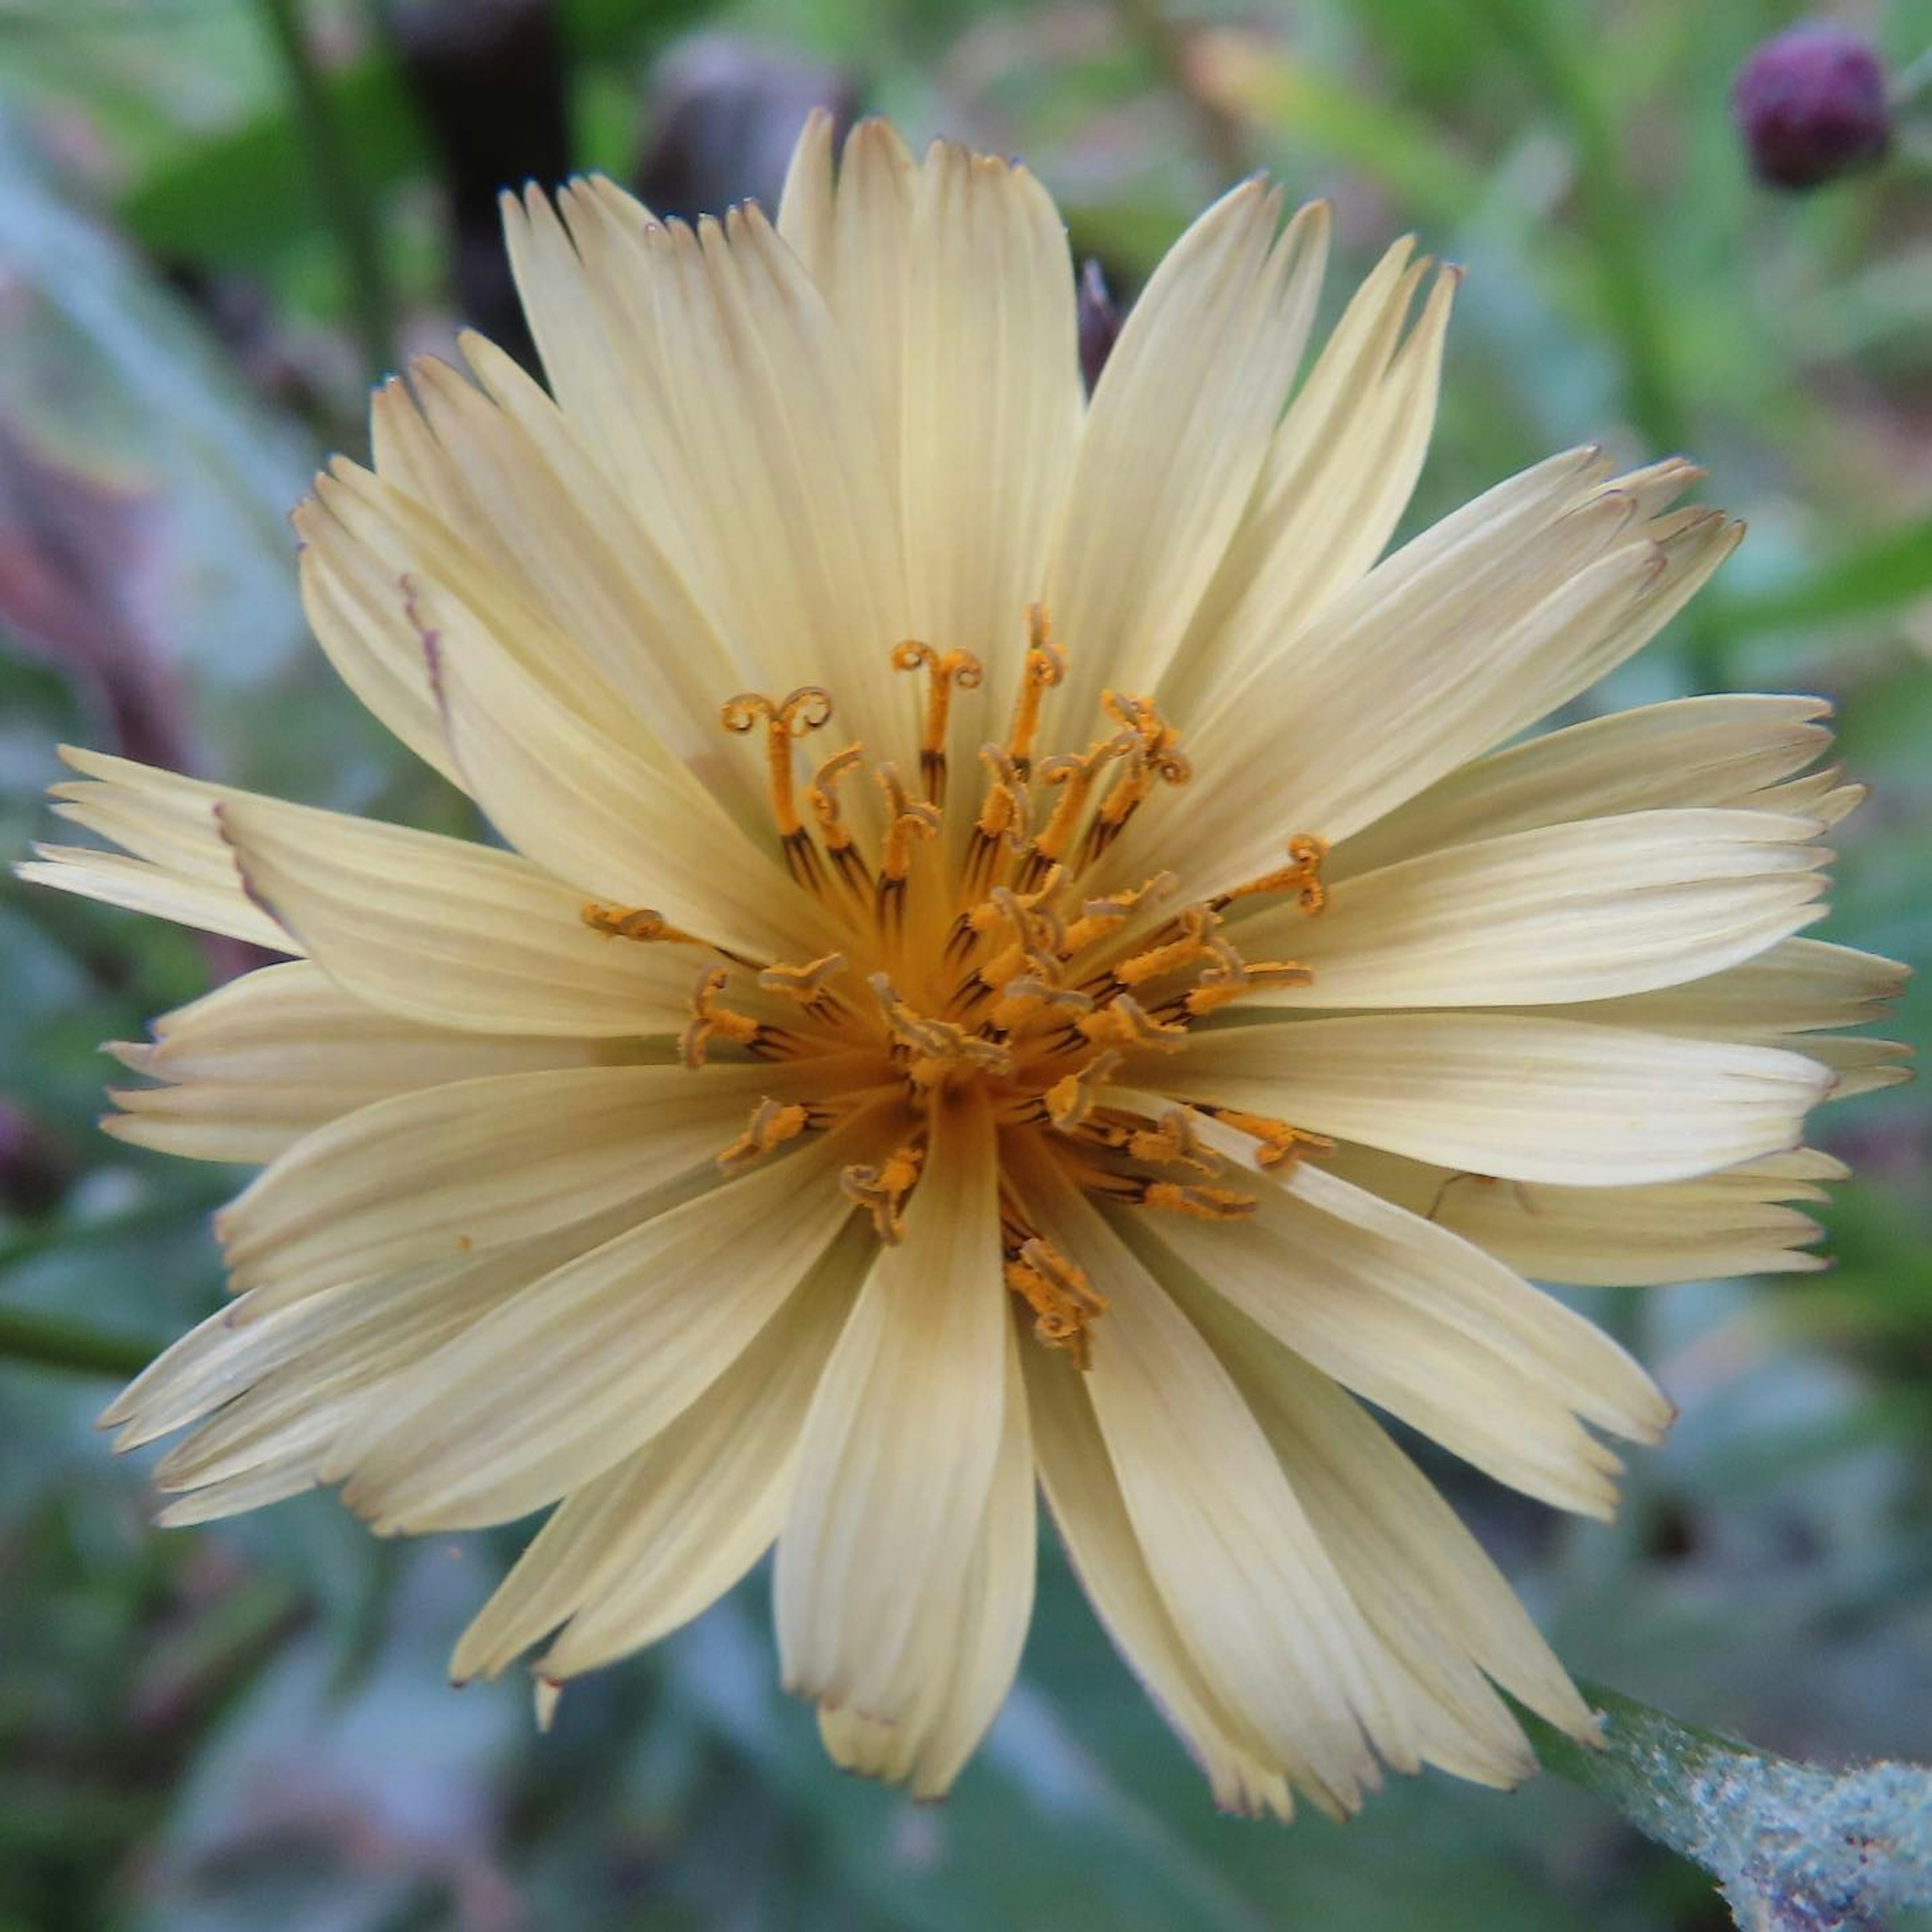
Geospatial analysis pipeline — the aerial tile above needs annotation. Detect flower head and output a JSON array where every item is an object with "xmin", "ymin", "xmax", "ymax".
[
  {"xmin": 1733, "ymin": 24, "xmax": 1892, "ymax": 191},
  {"xmin": 22, "ymin": 114, "xmax": 1905, "ymax": 1817}
]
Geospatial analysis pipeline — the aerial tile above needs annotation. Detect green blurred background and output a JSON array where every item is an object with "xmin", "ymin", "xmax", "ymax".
[{"xmin": 2, "ymin": 1, "xmax": 1930, "ymax": 1926}]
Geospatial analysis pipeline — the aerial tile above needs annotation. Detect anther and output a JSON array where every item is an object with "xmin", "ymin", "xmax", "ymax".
[
  {"xmin": 1113, "ymin": 905, "xmax": 1220, "ymax": 989},
  {"xmin": 987, "ymin": 976, "xmax": 1093, "ymax": 1035},
  {"xmin": 721, "ymin": 685, "xmax": 835, "ymax": 862},
  {"xmin": 1004, "ymin": 1236, "xmax": 1107, "ymax": 1371},
  {"xmin": 873, "ymin": 762, "xmax": 940, "ymax": 936},
  {"xmin": 679, "ymin": 964, "xmax": 765, "ymax": 1069},
  {"xmin": 1077, "ymin": 993, "xmax": 1191, "ymax": 1054},
  {"xmin": 965, "ymin": 744, "xmax": 1031, "ymax": 898},
  {"xmin": 581, "ymin": 903, "xmax": 702, "ymax": 946},
  {"xmin": 1027, "ymin": 736, "xmax": 1128, "ymax": 881},
  {"xmin": 1211, "ymin": 833, "xmax": 1330, "ymax": 915},
  {"xmin": 805, "ymin": 744, "xmax": 871, "ymax": 896},
  {"xmin": 1182, "ymin": 936, "xmax": 1314, "ymax": 1017},
  {"xmin": 1059, "ymin": 873, "xmax": 1176, "ymax": 956},
  {"xmin": 1043, "ymin": 1050, "xmax": 1123, "ymax": 1131},
  {"xmin": 1202, "ymin": 1106, "xmax": 1335, "ymax": 1170},
  {"xmin": 1137, "ymin": 1181, "xmax": 1258, "ymax": 1220},
  {"xmin": 1125, "ymin": 1107, "xmax": 1221, "ymax": 1175},
  {"xmin": 757, "ymin": 953, "xmax": 848, "ymax": 1018},
  {"xmin": 1099, "ymin": 691, "xmax": 1191, "ymax": 785},
  {"xmin": 869, "ymin": 974, "xmax": 1013, "ymax": 1084},
  {"xmin": 1004, "ymin": 604, "xmax": 1066, "ymax": 778},
  {"xmin": 892, "ymin": 640, "xmax": 983, "ymax": 804},
  {"xmin": 841, "ymin": 1143, "xmax": 924, "ymax": 1243},
  {"xmin": 716, "ymin": 1097, "xmax": 815, "ymax": 1172}
]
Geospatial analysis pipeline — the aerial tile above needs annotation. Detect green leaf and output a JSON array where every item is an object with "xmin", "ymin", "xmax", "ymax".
[
  {"xmin": 1524, "ymin": 1682, "xmax": 1932, "ymax": 1929},
  {"xmin": 1711, "ymin": 517, "xmax": 1932, "ymax": 637},
  {"xmin": 119, "ymin": 57, "xmax": 426, "ymax": 271}
]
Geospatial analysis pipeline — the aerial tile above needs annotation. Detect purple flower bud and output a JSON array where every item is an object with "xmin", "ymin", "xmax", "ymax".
[
  {"xmin": 1077, "ymin": 259, "xmax": 1121, "ymax": 393},
  {"xmin": 1733, "ymin": 25, "xmax": 1891, "ymax": 190},
  {"xmin": 0, "ymin": 1101, "xmax": 69, "ymax": 1219}
]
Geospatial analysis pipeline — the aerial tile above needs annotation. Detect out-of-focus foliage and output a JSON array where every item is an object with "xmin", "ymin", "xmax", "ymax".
[{"xmin": 1, "ymin": 1, "xmax": 1929, "ymax": 1927}]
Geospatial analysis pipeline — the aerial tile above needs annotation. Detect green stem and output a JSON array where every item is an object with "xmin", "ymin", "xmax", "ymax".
[
  {"xmin": 0, "ymin": 1305, "xmax": 154, "ymax": 1379},
  {"xmin": 1116, "ymin": 0, "xmax": 1253, "ymax": 185},
  {"xmin": 255, "ymin": 0, "xmax": 397, "ymax": 380},
  {"xmin": 1520, "ymin": 1681, "xmax": 1932, "ymax": 1928},
  {"xmin": 1480, "ymin": 0, "xmax": 1729, "ymax": 691}
]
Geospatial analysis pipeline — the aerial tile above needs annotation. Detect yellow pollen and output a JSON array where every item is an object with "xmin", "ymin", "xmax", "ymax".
[
  {"xmin": 1124, "ymin": 1107, "xmax": 1221, "ymax": 1175},
  {"xmin": 1004, "ymin": 603, "xmax": 1066, "ymax": 776},
  {"xmin": 1032, "ymin": 739, "xmax": 1125, "ymax": 868},
  {"xmin": 716, "ymin": 1097, "xmax": 814, "ymax": 1172},
  {"xmin": 680, "ymin": 964, "xmax": 764, "ymax": 1069},
  {"xmin": 1099, "ymin": 690, "xmax": 1191, "ymax": 785},
  {"xmin": 1139, "ymin": 1180, "xmax": 1258, "ymax": 1221},
  {"xmin": 1044, "ymin": 1050, "xmax": 1122, "ymax": 1130},
  {"xmin": 757, "ymin": 953, "xmax": 848, "ymax": 1015},
  {"xmin": 1113, "ymin": 906, "xmax": 1221, "ymax": 988},
  {"xmin": 841, "ymin": 1142, "xmax": 924, "ymax": 1243},
  {"xmin": 892, "ymin": 640, "xmax": 983, "ymax": 799},
  {"xmin": 1077, "ymin": 993, "xmax": 1190, "ymax": 1053},
  {"xmin": 1179, "ymin": 936, "xmax": 1315, "ymax": 1016},
  {"xmin": 1200, "ymin": 1106, "xmax": 1334, "ymax": 1171},
  {"xmin": 580, "ymin": 902, "xmax": 702, "ymax": 946},
  {"xmin": 987, "ymin": 975, "xmax": 1093, "ymax": 1034},
  {"xmin": 682, "ymin": 646, "xmax": 1334, "ymax": 1324},
  {"xmin": 875, "ymin": 764, "xmax": 941, "ymax": 880},
  {"xmin": 1213, "ymin": 832, "xmax": 1331, "ymax": 914},
  {"xmin": 1059, "ymin": 873, "xmax": 1176, "ymax": 954},
  {"xmin": 1003, "ymin": 1235, "xmax": 1107, "ymax": 1371},
  {"xmin": 721, "ymin": 685, "xmax": 834, "ymax": 841}
]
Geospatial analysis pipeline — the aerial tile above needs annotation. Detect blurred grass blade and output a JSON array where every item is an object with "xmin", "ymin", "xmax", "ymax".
[
  {"xmin": 255, "ymin": 0, "xmax": 397, "ymax": 381},
  {"xmin": 1524, "ymin": 1681, "xmax": 1932, "ymax": 1929},
  {"xmin": 119, "ymin": 57, "xmax": 426, "ymax": 273},
  {"xmin": 0, "ymin": 1306, "xmax": 152, "ymax": 1379},
  {"xmin": 1712, "ymin": 516, "xmax": 1932, "ymax": 636}
]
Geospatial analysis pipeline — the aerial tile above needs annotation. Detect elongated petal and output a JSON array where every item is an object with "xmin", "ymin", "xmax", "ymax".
[
  {"xmin": 331, "ymin": 1125, "xmax": 866, "ymax": 1531},
  {"xmin": 19, "ymin": 845, "xmax": 287, "ymax": 952},
  {"xmin": 1048, "ymin": 186, "xmax": 1327, "ymax": 728},
  {"xmin": 1324, "ymin": 1142, "xmax": 1835, "ymax": 1286},
  {"xmin": 216, "ymin": 1063, "xmax": 793, "ymax": 1304},
  {"xmin": 27, "ymin": 748, "xmax": 296, "ymax": 950},
  {"xmin": 1175, "ymin": 1275, "xmax": 1596, "ymax": 1752},
  {"xmin": 214, "ymin": 794, "xmax": 697, "ymax": 1037},
  {"xmin": 1512, "ymin": 934, "xmax": 1909, "ymax": 1040},
  {"xmin": 1022, "ymin": 1157, "xmax": 1412, "ymax": 1811},
  {"xmin": 117, "ymin": 1192, "xmax": 653, "ymax": 1469},
  {"xmin": 293, "ymin": 490, "xmax": 465, "ymax": 786},
  {"xmin": 1154, "ymin": 464, "xmax": 1741, "ymax": 900},
  {"xmin": 103, "ymin": 961, "xmax": 631, "ymax": 1164},
  {"xmin": 1246, "ymin": 809, "xmax": 1827, "ymax": 1008},
  {"xmin": 901, "ymin": 142, "xmax": 1081, "ymax": 716},
  {"xmin": 1020, "ymin": 1337, "xmax": 1295, "ymax": 1819},
  {"xmin": 1333, "ymin": 693, "xmax": 1835, "ymax": 879},
  {"xmin": 817, "ymin": 1318, "xmax": 1036, "ymax": 1799},
  {"xmin": 626, "ymin": 203, "xmax": 910, "ymax": 748},
  {"xmin": 1163, "ymin": 246, "xmax": 1453, "ymax": 719},
  {"xmin": 1168, "ymin": 1011, "xmax": 1832, "ymax": 1185},
  {"xmin": 452, "ymin": 1216, "xmax": 874, "ymax": 1683},
  {"xmin": 422, "ymin": 575, "xmax": 828, "ymax": 960},
  {"xmin": 1134, "ymin": 1154, "xmax": 1668, "ymax": 1514},
  {"xmin": 777, "ymin": 1088, "xmax": 1009, "ymax": 1722}
]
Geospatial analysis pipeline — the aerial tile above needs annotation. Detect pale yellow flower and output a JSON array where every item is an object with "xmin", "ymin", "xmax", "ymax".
[{"xmin": 22, "ymin": 114, "xmax": 1907, "ymax": 1817}]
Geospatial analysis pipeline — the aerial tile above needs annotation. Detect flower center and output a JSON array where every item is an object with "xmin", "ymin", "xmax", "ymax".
[{"xmin": 580, "ymin": 608, "xmax": 1332, "ymax": 1369}]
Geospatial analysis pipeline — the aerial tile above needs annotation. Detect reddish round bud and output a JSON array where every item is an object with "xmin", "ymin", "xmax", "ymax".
[{"xmin": 1733, "ymin": 25, "xmax": 1891, "ymax": 190}]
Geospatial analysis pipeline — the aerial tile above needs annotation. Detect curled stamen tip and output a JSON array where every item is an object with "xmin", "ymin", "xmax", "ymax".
[{"xmin": 779, "ymin": 686, "xmax": 834, "ymax": 733}]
